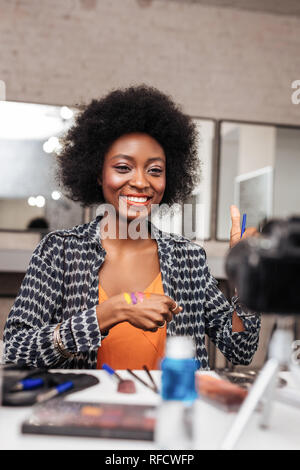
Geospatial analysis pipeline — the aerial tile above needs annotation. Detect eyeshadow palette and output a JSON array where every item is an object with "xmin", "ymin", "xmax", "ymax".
[{"xmin": 22, "ymin": 399, "xmax": 156, "ymax": 440}]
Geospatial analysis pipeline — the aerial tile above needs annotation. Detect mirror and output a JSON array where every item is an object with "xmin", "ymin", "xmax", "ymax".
[
  {"xmin": 0, "ymin": 101, "xmax": 83, "ymax": 232},
  {"xmin": 217, "ymin": 121, "xmax": 300, "ymax": 240}
]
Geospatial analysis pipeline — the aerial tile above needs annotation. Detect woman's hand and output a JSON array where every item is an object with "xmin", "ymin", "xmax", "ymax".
[
  {"xmin": 96, "ymin": 293, "xmax": 182, "ymax": 333},
  {"xmin": 230, "ymin": 205, "xmax": 260, "ymax": 332},
  {"xmin": 230, "ymin": 205, "xmax": 259, "ymax": 249}
]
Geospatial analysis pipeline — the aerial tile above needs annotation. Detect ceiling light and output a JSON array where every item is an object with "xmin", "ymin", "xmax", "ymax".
[
  {"xmin": 51, "ymin": 190, "xmax": 61, "ymax": 200},
  {"xmin": 28, "ymin": 196, "xmax": 36, "ymax": 206},
  {"xmin": 43, "ymin": 136, "xmax": 62, "ymax": 154},
  {"xmin": 60, "ymin": 106, "xmax": 74, "ymax": 120},
  {"xmin": 36, "ymin": 195, "xmax": 45, "ymax": 208}
]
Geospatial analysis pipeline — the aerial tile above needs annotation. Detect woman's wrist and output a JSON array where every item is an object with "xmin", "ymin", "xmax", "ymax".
[
  {"xmin": 232, "ymin": 289, "xmax": 258, "ymax": 318},
  {"xmin": 232, "ymin": 311, "xmax": 245, "ymax": 332},
  {"xmin": 96, "ymin": 294, "xmax": 129, "ymax": 333},
  {"xmin": 53, "ymin": 322, "xmax": 76, "ymax": 358}
]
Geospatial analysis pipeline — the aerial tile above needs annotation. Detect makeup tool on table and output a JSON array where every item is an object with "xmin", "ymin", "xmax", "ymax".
[
  {"xmin": 3, "ymin": 367, "xmax": 99, "ymax": 406},
  {"xmin": 102, "ymin": 363, "xmax": 136, "ymax": 393},
  {"xmin": 11, "ymin": 377, "xmax": 45, "ymax": 392},
  {"xmin": 127, "ymin": 368, "xmax": 159, "ymax": 394},
  {"xmin": 215, "ymin": 369, "xmax": 287, "ymax": 391},
  {"xmin": 22, "ymin": 400, "xmax": 156, "ymax": 440},
  {"xmin": 36, "ymin": 381, "xmax": 74, "ymax": 403},
  {"xmin": 143, "ymin": 365, "xmax": 159, "ymax": 393}
]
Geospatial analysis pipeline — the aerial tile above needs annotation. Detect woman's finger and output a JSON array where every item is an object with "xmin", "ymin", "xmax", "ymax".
[
  {"xmin": 230, "ymin": 205, "xmax": 241, "ymax": 248},
  {"xmin": 162, "ymin": 309, "xmax": 174, "ymax": 323},
  {"xmin": 230, "ymin": 205, "xmax": 241, "ymax": 235},
  {"xmin": 169, "ymin": 302, "xmax": 182, "ymax": 315}
]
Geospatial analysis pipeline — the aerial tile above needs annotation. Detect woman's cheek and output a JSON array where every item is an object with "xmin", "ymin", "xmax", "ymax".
[
  {"xmin": 103, "ymin": 172, "xmax": 130, "ymax": 191},
  {"xmin": 155, "ymin": 178, "xmax": 166, "ymax": 197}
]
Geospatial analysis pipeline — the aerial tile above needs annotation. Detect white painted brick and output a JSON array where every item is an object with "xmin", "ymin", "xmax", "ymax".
[{"xmin": 0, "ymin": 0, "xmax": 299, "ymax": 124}]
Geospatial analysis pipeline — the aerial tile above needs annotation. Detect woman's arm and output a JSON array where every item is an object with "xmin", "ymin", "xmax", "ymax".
[
  {"xmin": 96, "ymin": 293, "xmax": 181, "ymax": 333},
  {"xmin": 3, "ymin": 235, "xmax": 102, "ymax": 368},
  {"xmin": 200, "ymin": 247, "xmax": 261, "ymax": 366},
  {"xmin": 232, "ymin": 312, "xmax": 245, "ymax": 332}
]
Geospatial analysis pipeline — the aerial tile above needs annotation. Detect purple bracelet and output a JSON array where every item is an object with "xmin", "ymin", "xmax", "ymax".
[{"xmin": 130, "ymin": 292, "xmax": 138, "ymax": 305}]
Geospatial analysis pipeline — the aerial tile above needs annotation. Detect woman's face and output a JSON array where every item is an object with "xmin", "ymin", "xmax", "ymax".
[{"xmin": 100, "ymin": 132, "xmax": 166, "ymax": 222}]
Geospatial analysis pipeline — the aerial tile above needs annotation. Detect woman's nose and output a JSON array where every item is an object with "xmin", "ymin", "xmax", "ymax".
[{"xmin": 129, "ymin": 169, "xmax": 150, "ymax": 189}]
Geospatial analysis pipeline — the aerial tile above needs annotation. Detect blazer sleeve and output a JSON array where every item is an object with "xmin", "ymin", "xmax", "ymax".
[
  {"xmin": 3, "ymin": 235, "xmax": 102, "ymax": 368},
  {"xmin": 200, "ymin": 248, "xmax": 261, "ymax": 366}
]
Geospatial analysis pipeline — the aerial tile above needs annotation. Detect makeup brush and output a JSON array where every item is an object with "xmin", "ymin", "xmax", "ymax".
[
  {"xmin": 143, "ymin": 365, "xmax": 159, "ymax": 393},
  {"xmin": 102, "ymin": 363, "xmax": 136, "ymax": 394},
  {"xmin": 127, "ymin": 369, "xmax": 159, "ymax": 394}
]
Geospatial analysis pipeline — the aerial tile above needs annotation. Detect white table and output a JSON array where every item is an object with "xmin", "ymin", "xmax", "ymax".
[{"xmin": 1, "ymin": 369, "xmax": 300, "ymax": 450}]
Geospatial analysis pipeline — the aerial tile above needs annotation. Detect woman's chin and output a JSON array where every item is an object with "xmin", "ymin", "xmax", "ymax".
[{"xmin": 119, "ymin": 209, "xmax": 150, "ymax": 222}]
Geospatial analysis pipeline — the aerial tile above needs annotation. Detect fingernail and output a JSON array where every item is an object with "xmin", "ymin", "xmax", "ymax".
[{"xmin": 231, "ymin": 206, "xmax": 239, "ymax": 217}]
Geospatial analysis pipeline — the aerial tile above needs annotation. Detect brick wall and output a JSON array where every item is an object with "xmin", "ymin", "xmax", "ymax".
[{"xmin": 0, "ymin": 0, "xmax": 299, "ymax": 125}]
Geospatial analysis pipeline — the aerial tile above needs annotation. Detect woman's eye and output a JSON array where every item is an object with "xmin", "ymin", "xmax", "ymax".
[
  {"xmin": 149, "ymin": 168, "xmax": 163, "ymax": 175},
  {"xmin": 115, "ymin": 166, "xmax": 163, "ymax": 175},
  {"xmin": 115, "ymin": 165, "xmax": 130, "ymax": 172}
]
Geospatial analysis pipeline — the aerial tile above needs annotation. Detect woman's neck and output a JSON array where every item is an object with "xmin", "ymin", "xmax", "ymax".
[{"xmin": 99, "ymin": 214, "xmax": 153, "ymax": 250}]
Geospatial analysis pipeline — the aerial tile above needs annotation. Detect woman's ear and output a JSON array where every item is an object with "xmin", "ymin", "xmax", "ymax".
[{"xmin": 97, "ymin": 177, "xmax": 102, "ymax": 186}]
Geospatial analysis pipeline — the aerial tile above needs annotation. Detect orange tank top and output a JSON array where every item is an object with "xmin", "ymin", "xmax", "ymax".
[{"xmin": 97, "ymin": 272, "xmax": 167, "ymax": 370}]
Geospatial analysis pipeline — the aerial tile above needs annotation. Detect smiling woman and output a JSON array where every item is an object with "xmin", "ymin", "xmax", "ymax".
[
  {"xmin": 56, "ymin": 85, "xmax": 200, "ymax": 208},
  {"xmin": 3, "ymin": 85, "xmax": 261, "ymax": 370}
]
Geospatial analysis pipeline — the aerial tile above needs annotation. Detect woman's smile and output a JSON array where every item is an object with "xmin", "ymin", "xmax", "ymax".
[{"xmin": 119, "ymin": 194, "xmax": 153, "ymax": 206}]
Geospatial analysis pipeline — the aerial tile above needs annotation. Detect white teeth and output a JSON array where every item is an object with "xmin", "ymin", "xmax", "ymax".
[{"xmin": 124, "ymin": 196, "xmax": 148, "ymax": 203}]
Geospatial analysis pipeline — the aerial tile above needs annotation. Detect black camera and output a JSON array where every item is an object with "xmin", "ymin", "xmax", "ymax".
[{"xmin": 225, "ymin": 217, "xmax": 300, "ymax": 313}]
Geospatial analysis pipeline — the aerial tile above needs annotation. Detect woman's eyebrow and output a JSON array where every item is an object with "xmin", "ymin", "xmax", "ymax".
[{"xmin": 110, "ymin": 154, "xmax": 165, "ymax": 163}]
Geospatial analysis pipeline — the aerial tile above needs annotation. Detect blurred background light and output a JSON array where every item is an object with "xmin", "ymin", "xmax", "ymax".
[
  {"xmin": 51, "ymin": 190, "xmax": 61, "ymax": 200},
  {"xmin": 35, "ymin": 195, "xmax": 45, "ymax": 208},
  {"xmin": 43, "ymin": 136, "xmax": 62, "ymax": 154},
  {"xmin": 60, "ymin": 106, "xmax": 74, "ymax": 120},
  {"xmin": 27, "ymin": 196, "xmax": 36, "ymax": 206}
]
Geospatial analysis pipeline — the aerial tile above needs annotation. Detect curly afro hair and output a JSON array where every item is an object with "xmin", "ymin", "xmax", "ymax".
[{"xmin": 56, "ymin": 85, "xmax": 201, "ymax": 207}]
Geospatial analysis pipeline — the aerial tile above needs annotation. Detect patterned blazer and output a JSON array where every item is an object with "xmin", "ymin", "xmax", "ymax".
[{"xmin": 3, "ymin": 215, "xmax": 260, "ymax": 369}]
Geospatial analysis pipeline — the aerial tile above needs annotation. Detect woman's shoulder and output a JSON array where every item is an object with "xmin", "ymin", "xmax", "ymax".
[
  {"xmin": 158, "ymin": 228, "xmax": 207, "ymax": 259},
  {"xmin": 32, "ymin": 218, "xmax": 99, "ymax": 259}
]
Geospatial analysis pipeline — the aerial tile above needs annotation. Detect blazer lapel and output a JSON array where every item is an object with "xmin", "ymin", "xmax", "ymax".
[{"xmin": 149, "ymin": 222, "xmax": 186, "ymax": 337}]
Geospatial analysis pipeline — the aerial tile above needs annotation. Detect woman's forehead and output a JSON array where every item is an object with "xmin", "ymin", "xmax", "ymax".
[{"xmin": 105, "ymin": 133, "xmax": 166, "ymax": 160}]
